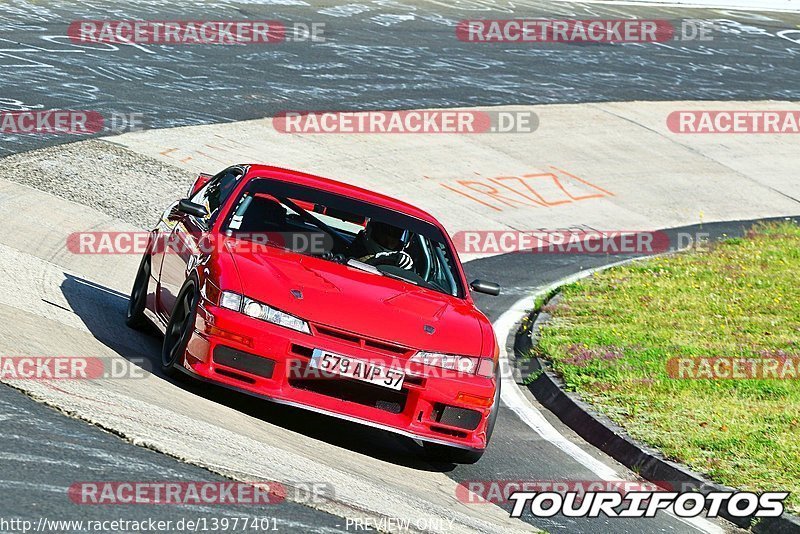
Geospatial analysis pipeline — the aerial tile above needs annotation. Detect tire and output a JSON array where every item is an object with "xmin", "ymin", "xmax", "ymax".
[
  {"xmin": 126, "ymin": 253, "xmax": 151, "ymax": 329},
  {"xmin": 423, "ymin": 369, "xmax": 501, "ymax": 464},
  {"xmin": 484, "ymin": 367, "xmax": 502, "ymax": 445},
  {"xmin": 161, "ymin": 279, "xmax": 199, "ymax": 379}
]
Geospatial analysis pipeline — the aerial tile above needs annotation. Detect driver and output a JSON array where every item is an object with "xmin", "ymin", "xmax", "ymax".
[{"xmin": 346, "ymin": 220, "xmax": 414, "ymax": 270}]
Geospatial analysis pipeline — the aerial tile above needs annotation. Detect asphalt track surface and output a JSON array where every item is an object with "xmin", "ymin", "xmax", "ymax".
[
  {"xmin": 0, "ymin": 383, "xmax": 352, "ymax": 533},
  {"xmin": 2, "ymin": 0, "xmax": 799, "ymax": 532},
  {"xmin": 2, "ymin": 0, "xmax": 800, "ymax": 157}
]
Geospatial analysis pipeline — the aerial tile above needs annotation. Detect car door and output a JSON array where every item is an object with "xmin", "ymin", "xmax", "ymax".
[
  {"xmin": 156, "ymin": 166, "xmax": 245, "ymax": 319},
  {"xmin": 148, "ymin": 201, "xmax": 181, "ymax": 322}
]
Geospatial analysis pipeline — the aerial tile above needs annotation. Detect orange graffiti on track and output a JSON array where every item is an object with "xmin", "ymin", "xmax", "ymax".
[{"xmin": 440, "ymin": 167, "xmax": 614, "ymax": 212}]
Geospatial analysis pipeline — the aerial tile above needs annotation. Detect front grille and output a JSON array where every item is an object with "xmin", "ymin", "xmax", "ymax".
[
  {"xmin": 213, "ymin": 345, "xmax": 275, "ymax": 379},
  {"xmin": 314, "ymin": 325, "xmax": 410, "ymax": 357},
  {"xmin": 316, "ymin": 326, "xmax": 360, "ymax": 344},
  {"xmin": 214, "ymin": 367, "xmax": 257, "ymax": 384},
  {"xmin": 403, "ymin": 375, "xmax": 426, "ymax": 388},
  {"xmin": 431, "ymin": 404, "xmax": 482, "ymax": 431},
  {"xmin": 290, "ymin": 344, "xmax": 314, "ymax": 358},
  {"xmin": 290, "ymin": 374, "xmax": 407, "ymax": 414}
]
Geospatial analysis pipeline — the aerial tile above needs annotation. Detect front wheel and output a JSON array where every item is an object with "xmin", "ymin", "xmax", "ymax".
[{"xmin": 161, "ymin": 279, "xmax": 199, "ymax": 379}]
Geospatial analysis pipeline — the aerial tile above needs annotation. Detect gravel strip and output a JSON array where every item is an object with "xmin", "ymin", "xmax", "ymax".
[{"xmin": 0, "ymin": 140, "xmax": 194, "ymax": 228}]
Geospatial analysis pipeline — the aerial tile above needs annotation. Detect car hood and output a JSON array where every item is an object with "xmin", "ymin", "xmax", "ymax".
[{"xmin": 224, "ymin": 244, "xmax": 486, "ymax": 354}]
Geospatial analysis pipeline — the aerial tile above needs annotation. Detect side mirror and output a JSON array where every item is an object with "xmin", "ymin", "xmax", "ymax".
[
  {"xmin": 177, "ymin": 199, "xmax": 209, "ymax": 218},
  {"xmin": 470, "ymin": 279, "xmax": 500, "ymax": 296},
  {"xmin": 188, "ymin": 173, "xmax": 212, "ymax": 197}
]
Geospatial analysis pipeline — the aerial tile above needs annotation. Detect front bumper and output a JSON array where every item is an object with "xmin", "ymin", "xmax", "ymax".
[{"xmin": 182, "ymin": 303, "xmax": 497, "ymax": 451}]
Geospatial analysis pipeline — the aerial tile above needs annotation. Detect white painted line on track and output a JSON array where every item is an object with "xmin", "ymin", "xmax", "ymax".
[
  {"xmin": 495, "ymin": 297, "xmax": 618, "ymax": 481},
  {"xmin": 492, "ymin": 261, "xmax": 725, "ymax": 534}
]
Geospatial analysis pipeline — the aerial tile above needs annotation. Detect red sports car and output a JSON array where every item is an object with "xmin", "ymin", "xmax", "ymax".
[{"xmin": 127, "ymin": 164, "xmax": 501, "ymax": 463}]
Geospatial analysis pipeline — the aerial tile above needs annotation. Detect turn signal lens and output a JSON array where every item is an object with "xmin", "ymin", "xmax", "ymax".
[
  {"xmin": 410, "ymin": 351, "xmax": 479, "ymax": 374},
  {"xmin": 456, "ymin": 392, "xmax": 494, "ymax": 407},
  {"xmin": 220, "ymin": 291, "xmax": 243, "ymax": 311},
  {"xmin": 476, "ymin": 358, "xmax": 496, "ymax": 378},
  {"xmin": 205, "ymin": 325, "xmax": 253, "ymax": 347}
]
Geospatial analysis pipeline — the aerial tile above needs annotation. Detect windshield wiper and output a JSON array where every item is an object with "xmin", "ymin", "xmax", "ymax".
[
  {"xmin": 346, "ymin": 259, "xmax": 426, "ymax": 288},
  {"xmin": 346, "ymin": 258, "xmax": 383, "ymax": 275}
]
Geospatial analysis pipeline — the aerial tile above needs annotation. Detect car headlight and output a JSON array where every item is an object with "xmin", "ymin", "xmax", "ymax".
[
  {"xmin": 410, "ymin": 351, "xmax": 495, "ymax": 378},
  {"xmin": 219, "ymin": 291, "xmax": 311, "ymax": 334}
]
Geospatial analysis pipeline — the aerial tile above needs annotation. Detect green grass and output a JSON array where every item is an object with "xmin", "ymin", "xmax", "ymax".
[{"xmin": 532, "ymin": 221, "xmax": 800, "ymax": 512}]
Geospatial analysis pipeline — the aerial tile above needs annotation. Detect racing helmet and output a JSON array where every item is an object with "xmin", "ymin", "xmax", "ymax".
[{"xmin": 362, "ymin": 220, "xmax": 406, "ymax": 254}]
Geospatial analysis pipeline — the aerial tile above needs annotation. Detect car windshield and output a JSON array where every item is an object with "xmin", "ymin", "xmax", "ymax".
[{"xmin": 222, "ymin": 178, "xmax": 465, "ymax": 298}]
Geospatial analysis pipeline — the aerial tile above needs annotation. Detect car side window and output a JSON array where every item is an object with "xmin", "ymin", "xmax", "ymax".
[{"xmin": 189, "ymin": 166, "xmax": 245, "ymax": 226}]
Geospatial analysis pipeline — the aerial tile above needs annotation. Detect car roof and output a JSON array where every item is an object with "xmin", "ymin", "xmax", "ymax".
[{"xmin": 244, "ymin": 165, "xmax": 441, "ymax": 226}]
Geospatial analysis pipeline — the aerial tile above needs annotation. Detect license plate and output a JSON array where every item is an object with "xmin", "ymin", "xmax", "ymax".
[{"xmin": 309, "ymin": 349, "xmax": 405, "ymax": 391}]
